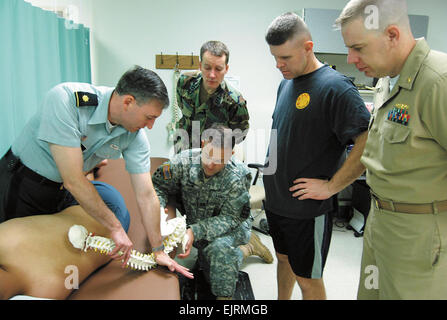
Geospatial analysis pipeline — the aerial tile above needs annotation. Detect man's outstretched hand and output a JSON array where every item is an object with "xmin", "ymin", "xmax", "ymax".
[{"xmin": 155, "ymin": 251, "xmax": 194, "ymax": 279}]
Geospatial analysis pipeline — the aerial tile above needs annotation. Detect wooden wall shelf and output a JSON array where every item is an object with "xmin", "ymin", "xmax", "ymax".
[{"xmin": 155, "ymin": 53, "xmax": 200, "ymax": 70}]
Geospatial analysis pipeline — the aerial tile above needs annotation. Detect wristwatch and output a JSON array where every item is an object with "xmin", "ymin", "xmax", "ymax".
[{"xmin": 151, "ymin": 243, "xmax": 165, "ymax": 253}]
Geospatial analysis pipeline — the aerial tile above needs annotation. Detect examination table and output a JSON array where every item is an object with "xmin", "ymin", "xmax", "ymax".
[{"xmin": 68, "ymin": 157, "xmax": 180, "ymax": 300}]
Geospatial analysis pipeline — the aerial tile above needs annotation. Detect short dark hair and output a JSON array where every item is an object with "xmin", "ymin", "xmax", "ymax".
[
  {"xmin": 200, "ymin": 41, "xmax": 230, "ymax": 64},
  {"xmin": 265, "ymin": 12, "xmax": 312, "ymax": 46},
  {"xmin": 202, "ymin": 123, "xmax": 236, "ymax": 150},
  {"xmin": 115, "ymin": 65, "xmax": 169, "ymax": 108}
]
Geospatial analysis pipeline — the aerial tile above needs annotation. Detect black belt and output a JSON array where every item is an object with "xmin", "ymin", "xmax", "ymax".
[{"xmin": 3, "ymin": 148, "xmax": 64, "ymax": 189}]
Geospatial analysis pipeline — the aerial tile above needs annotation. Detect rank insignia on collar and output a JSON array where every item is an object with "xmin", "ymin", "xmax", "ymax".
[
  {"xmin": 75, "ymin": 91, "xmax": 98, "ymax": 107},
  {"xmin": 162, "ymin": 164, "xmax": 172, "ymax": 180},
  {"xmin": 387, "ymin": 104, "xmax": 410, "ymax": 126}
]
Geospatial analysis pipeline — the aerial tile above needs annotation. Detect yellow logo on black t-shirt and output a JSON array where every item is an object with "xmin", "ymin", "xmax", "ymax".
[{"xmin": 296, "ymin": 93, "xmax": 310, "ymax": 110}]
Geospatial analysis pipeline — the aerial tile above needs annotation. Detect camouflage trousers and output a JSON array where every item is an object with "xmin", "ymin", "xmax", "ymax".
[{"xmin": 196, "ymin": 218, "xmax": 252, "ymax": 297}]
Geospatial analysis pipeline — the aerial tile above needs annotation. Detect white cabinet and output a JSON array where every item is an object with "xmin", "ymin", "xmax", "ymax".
[
  {"xmin": 359, "ymin": 90, "xmax": 374, "ymax": 103},
  {"xmin": 409, "ymin": 14, "xmax": 429, "ymax": 39},
  {"xmin": 301, "ymin": 8, "xmax": 347, "ymax": 54}
]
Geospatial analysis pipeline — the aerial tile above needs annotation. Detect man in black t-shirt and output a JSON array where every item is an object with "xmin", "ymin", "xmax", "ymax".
[{"xmin": 264, "ymin": 12, "xmax": 370, "ymax": 300}]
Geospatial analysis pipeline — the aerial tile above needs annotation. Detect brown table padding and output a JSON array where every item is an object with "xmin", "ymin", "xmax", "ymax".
[
  {"xmin": 69, "ymin": 157, "xmax": 177, "ymax": 300},
  {"xmin": 69, "ymin": 263, "xmax": 179, "ymax": 300}
]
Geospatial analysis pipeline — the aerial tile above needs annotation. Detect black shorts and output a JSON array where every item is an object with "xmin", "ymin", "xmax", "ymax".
[{"xmin": 266, "ymin": 210, "xmax": 333, "ymax": 279}]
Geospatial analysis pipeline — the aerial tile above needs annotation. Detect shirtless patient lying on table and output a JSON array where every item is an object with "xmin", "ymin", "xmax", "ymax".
[{"xmin": 0, "ymin": 206, "xmax": 112, "ymax": 300}]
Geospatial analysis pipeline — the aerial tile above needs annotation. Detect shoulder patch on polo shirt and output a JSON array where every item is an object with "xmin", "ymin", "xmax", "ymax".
[
  {"xmin": 74, "ymin": 91, "xmax": 98, "ymax": 107},
  {"xmin": 162, "ymin": 163, "xmax": 172, "ymax": 180}
]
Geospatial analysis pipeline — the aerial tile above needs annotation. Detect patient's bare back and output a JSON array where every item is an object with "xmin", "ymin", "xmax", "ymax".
[{"xmin": 0, "ymin": 206, "xmax": 111, "ymax": 299}]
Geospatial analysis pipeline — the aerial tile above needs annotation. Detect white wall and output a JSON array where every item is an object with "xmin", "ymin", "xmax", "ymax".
[
  {"xmin": 87, "ymin": 0, "xmax": 447, "ymax": 160},
  {"xmin": 25, "ymin": 0, "xmax": 447, "ymax": 160},
  {"xmin": 88, "ymin": 0, "xmax": 350, "ymax": 160}
]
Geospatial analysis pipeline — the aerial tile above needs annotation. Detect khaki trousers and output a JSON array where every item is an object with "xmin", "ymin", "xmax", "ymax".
[{"xmin": 357, "ymin": 200, "xmax": 447, "ymax": 299}]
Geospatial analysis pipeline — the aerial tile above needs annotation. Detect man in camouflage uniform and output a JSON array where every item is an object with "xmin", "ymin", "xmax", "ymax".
[
  {"xmin": 175, "ymin": 41, "xmax": 249, "ymax": 152},
  {"xmin": 152, "ymin": 124, "xmax": 272, "ymax": 299}
]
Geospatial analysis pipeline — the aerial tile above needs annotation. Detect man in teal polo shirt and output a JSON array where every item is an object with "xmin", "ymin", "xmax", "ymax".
[{"xmin": 0, "ymin": 66, "xmax": 193, "ymax": 278}]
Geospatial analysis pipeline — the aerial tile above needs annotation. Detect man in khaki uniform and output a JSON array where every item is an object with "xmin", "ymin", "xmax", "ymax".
[{"xmin": 337, "ymin": 0, "xmax": 447, "ymax": 299}]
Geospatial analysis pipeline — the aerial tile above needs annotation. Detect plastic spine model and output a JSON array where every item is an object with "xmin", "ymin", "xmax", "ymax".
[
  {"xmin": 68, "ymin": 209, "xmax": 189, "ymax": 271},
  {"xmin": 166, "ymin": 63, "xmax": 181, "ymax": 143}
]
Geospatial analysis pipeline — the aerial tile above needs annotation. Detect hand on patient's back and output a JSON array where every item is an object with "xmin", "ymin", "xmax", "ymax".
[{"xmin": 108, "ymin": 228, "xmax": 133, "ymax": 268}]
